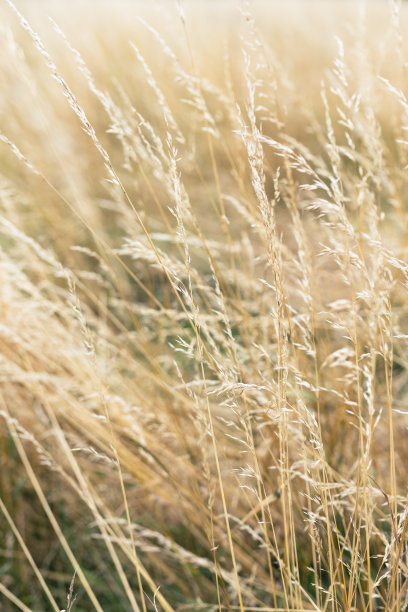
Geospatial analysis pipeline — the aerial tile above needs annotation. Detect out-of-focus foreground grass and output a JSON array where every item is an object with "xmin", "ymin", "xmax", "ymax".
[{"xmin": 1, "ymin": 1, "xmax": 408, "ymax": 610}]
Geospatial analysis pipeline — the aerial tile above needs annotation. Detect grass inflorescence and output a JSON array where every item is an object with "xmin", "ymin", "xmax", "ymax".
[{"xmin": 1, "ymin": 1, "xmax": 408, "ymax": 610}]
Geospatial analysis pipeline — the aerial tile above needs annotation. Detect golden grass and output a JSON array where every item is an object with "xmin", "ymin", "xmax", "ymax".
[{"xmin": 1, "ymin": 0, "xmax": 408, "ymax": 610}]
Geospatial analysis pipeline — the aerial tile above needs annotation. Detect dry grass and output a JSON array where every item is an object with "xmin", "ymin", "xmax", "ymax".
[{"xmin": 1, "ymin": 0, "xmax": 408, "ymax": 610}]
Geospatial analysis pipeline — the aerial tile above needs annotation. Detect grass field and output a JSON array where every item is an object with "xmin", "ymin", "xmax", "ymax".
[{"xmin": 1, "ymin": 1, "xmax": 408, "ymax": 610}]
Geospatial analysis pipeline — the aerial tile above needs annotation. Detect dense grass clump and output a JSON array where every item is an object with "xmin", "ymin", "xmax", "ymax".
[{"xmin": 1, "ymin": 1, "xmax": 408, "ymax": 610}]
